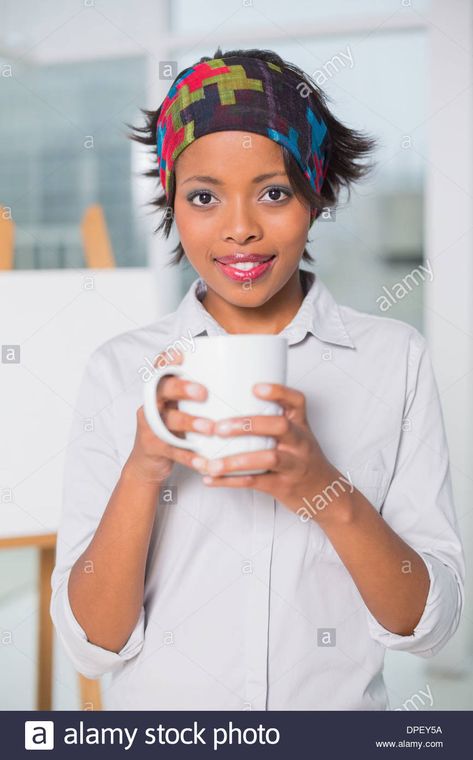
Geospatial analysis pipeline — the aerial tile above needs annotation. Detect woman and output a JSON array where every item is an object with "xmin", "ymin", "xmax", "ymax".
[{"xmin": 50, "ymin": 47, "xmax": 464, "ymax": 710}]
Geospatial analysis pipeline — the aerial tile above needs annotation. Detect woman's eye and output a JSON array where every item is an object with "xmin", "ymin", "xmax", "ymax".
[
  {"xmin": 261, "ymin": 187, "xmax": 292, "ymax": 202},
  {"xmin": 187, "ymin": 186, "xmax": 292, "ymax": 207},
  {"xmin": 188, "ymin": 191, "xmax": 216, "ymax": 206}
]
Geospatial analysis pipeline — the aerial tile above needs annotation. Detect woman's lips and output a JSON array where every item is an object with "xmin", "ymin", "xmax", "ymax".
[{"xmin": 214, "ymin": 256, "xmax": 276, "ymax": 282}]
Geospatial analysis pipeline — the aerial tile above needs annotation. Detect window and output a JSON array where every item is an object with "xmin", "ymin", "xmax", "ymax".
[{"xmin": 0, "ymin": 55, "xmax": 147, "ymax": 268}]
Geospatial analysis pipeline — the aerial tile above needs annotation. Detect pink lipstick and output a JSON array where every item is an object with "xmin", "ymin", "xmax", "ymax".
[{"xmin": 213, "ymin": 254, "xmax": 276, "ymax": 282}]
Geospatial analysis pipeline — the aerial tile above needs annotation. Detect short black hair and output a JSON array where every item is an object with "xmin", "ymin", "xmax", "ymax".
[{"xmin": 127, "ymin": 46, "xmax": 378, "ymax": 268}]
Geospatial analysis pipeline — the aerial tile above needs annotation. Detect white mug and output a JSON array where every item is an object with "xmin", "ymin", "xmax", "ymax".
[{"xmin": 143, "ymin": 334, "xmax": 288, "ymax": 475}]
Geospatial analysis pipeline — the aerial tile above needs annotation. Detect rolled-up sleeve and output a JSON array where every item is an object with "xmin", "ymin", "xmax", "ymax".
[
  {"xmin": 50, "ymin": 345, "xmax": 145, "ymax": 679},
  {"xmin": 366, "ymin": 330, "xmax": 465, "ymax": 657}
]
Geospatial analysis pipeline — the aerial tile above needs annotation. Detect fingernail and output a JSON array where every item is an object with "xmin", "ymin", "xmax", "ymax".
[
  {"xmin": 255, "ymin": 383, "xmax": 271, "ymax": 395},
  {"xmin": 193, "ymin": 418, "xmax": 213, "ymax": 433},
  {"xmin": 191, "ymin": 456, "xmax": 207, "ymax": 469},
  {"xmin": 208, "ymin": 459, "xmax": 223, "ymax": 474},
  {"xmin": 187, "ymin": 382, "xmax": 205, "ymax": 398},
  {"xmin": 215, "ymin": 420, "xmax": 232, "ymax": 435}
]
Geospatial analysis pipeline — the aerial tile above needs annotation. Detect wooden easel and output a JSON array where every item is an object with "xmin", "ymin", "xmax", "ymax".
[
  {"xmin": 0, "ymin": 534, "xmax": 103, "ymax": 711},
  {"xmin": 0, "ymin": 534, "xmax": 56, "ymax": 709},
  {"xmin": 0, "ymin": 204, "xmax": 115, "ymax": 709}
]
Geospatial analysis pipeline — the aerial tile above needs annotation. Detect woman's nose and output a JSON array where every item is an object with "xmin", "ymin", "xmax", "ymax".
[{"xmin": 221, "ymin": 200, "xmax": 263, "ymax": 244}]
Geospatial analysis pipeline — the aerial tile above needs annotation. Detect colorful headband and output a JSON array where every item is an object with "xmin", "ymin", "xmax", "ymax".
[{"xmin": 156, "ymin": 56, "xmax": 331, "ymax": 223}]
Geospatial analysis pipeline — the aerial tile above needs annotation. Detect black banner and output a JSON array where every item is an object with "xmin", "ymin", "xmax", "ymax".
[{"xmin": 2, "ymin": 710, "xmax": 468, "ymax": 758}]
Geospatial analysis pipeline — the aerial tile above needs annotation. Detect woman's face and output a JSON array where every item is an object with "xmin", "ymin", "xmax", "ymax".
[{"xmin": 173, "ymin": 131, "xmax": 311, "ymax": 308}]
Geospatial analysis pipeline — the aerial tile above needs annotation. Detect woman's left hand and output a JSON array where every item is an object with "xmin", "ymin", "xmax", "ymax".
[{"xmin": 191, "ymin": 382, "xmax": 338, "ymax": 515}]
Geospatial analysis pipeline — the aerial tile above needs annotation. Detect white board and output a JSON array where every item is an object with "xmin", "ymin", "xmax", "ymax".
[{"xmin": 0, "ymin": 268, "xmax": 159, "ymax": 539}]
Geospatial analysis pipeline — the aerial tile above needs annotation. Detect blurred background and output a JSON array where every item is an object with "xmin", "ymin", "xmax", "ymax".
[{"xmin": 0, "ymin": 0, "xmax": 472, "ymax": 710}]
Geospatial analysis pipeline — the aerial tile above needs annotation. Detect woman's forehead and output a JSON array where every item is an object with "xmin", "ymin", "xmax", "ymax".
[{"xmin": 175, "ymin": 131, "xmax": 284, "ymax": 176}]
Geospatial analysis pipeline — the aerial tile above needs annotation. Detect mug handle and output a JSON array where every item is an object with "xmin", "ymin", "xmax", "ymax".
[{"xmin": 143, "ymin": 364, "xmax": 194, "ymax": 450}]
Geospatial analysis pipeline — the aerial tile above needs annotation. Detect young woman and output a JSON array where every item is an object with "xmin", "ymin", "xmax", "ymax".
[{"xmin": 51, "ymin": 47, "xmax": 464, "ymax": 711}]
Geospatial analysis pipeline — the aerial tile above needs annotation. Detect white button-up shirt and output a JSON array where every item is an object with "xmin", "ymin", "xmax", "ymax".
[{"xmin": 50, "ymin": 269, "xmax": 465, "ymax": 710}]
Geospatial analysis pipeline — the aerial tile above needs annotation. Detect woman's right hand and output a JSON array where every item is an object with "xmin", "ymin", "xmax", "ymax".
[{"xmin": 124, "ymin": 349, "xmax": 213, "ymax": 484}]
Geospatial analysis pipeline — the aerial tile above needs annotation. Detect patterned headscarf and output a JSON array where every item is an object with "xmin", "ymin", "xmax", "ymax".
[{"xmin": 156, "ymin": 55, "xmax": 331, "ymax": 224}]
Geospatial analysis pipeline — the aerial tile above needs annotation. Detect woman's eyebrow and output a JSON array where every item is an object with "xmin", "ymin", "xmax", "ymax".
[{"xmin": 181, "ymin": 171, "xmax": 287, "ymax": 186}]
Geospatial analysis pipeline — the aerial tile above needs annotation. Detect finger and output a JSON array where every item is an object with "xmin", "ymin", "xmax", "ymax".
[
  {"xmin": 253, "ymin": 383, "xmax": 306, "ymax": 421},
  {"xmin": 162, "ymin": 407, "xmax": 215, "ymax": 435},
  {"xmin": 203, "ymin": 471, "xmax": 278, "ymax": 492},
  {"xmin": 137, "ymin": 407, "xmax": 206, "ymax": 472},
  {"xmin": 157, "ymin": 375, "xmax": 208, "ymax": 406},
  {"xmin": 213, "ymin": 414, "xmax": 299, "ymax": 444},
  {"xmin": 204, "ymin": 447, "xmax": 298, "ymax": 478},
  {"xmin": 164, "ymin": 442, "xmax": 211, "ymax": 472}
]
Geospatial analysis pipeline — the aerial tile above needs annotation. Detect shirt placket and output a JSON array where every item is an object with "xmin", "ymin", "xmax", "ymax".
[{"xmin": 244, "ymin": 489, "xmax": 276, "ymax": 710}]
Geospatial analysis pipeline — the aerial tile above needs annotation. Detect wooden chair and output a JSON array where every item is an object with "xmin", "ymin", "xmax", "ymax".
[
  {"xmin": 0, "ymin": 202, "xmax": 116, "ymax": 270},
  {"xmin": 0, "ymin": 204, "xmax": 15, "ymax": 270},
  {"xmin": 81, "ymin": 204, "xmax": 116, "ymax": 268}
]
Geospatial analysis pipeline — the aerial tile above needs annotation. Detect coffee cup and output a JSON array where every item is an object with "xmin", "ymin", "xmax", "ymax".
[{"xmin": 143, "ymin": 334, "xmax": 288, "ymax": 475}]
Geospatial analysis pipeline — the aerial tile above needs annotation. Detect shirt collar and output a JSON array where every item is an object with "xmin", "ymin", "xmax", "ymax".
[{"xmin": 172, "ymin": 269, "xmax": 355, "ymax": 349}]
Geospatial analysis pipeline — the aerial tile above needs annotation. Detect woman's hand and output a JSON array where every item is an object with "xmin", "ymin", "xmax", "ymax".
[
  {"xmin": 125, "ymin": 349, "xmax": 215, "ymax": 484},
  {"xmin": 192, "ymin": 382, "xmax": 339, "ymax": 515}
]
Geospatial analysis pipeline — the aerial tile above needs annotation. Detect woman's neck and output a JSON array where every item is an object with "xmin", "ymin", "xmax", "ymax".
[{"xmin": 200, "ymin": 268, "xmax": 309, "ymax": 335}]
